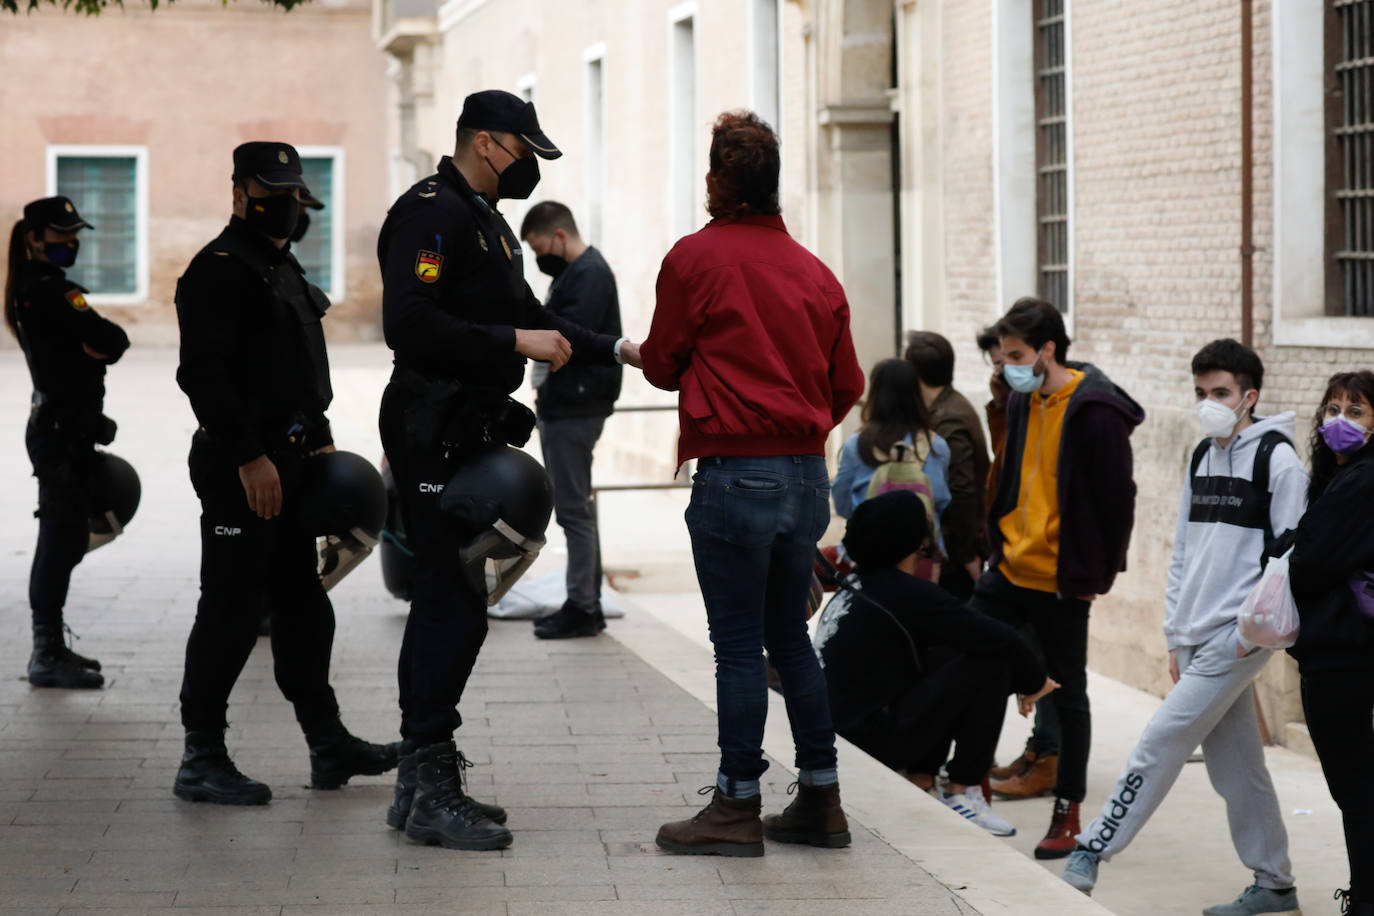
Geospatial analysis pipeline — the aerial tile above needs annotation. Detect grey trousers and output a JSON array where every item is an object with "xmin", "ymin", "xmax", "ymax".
[
  {"xmin": 538, "ymin": 416, "xmax": 606, "ymax": 613},
  {"xmin": 1076, "ymin": 623, "xmax": 1294, "ymax": 889}
]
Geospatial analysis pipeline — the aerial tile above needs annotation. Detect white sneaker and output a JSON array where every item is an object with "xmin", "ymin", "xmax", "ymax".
[{"xmin": 940, "ymin": 784, "xmax": 1017, "ymax": 836}]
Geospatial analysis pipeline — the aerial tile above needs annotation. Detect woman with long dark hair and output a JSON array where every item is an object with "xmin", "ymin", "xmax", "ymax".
[
  {"xmin": 832, "ymin": 358, "xmax": 952, "ymax": 570},
  {"xmin": 639, "ymin": 111, "xmax": 865, "ymax": 856},
  {"xmin": 1281, "ymin": 370, "xmax": 1374, "ymax": 915},
  {"xmin": 5, "ymin": 197, "xmax": 129, "ymax": 689}
]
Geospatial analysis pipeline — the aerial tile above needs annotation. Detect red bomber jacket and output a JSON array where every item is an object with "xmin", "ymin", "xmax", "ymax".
[{"xmin": 640, "ymin": 214, "xmax": 865, "ymax": 467}]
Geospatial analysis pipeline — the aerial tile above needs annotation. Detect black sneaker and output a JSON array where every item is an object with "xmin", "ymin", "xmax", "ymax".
[
  {"xmin": 174, "ymin": 732, "xmax": 271, "ymax": 805},
  {"xmin": 27, "ymin": 648, "xmax": 103, "ymax": 689},
  {"xmin": 534, "ymin": 604, "xmax": 606, "ymax": 640}
]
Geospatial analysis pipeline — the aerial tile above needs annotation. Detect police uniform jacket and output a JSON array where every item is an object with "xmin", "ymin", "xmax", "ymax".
[
  {"xmin": 175, "ymin": 216, "xmax": 334, "ymax": 467},
  {"xmin": 378, "ymin": 157, "xmax": 619, "ymax": 391},
  {"xmin": 14, "ymin": 260, "xmax": 129, "ymax": 421}
]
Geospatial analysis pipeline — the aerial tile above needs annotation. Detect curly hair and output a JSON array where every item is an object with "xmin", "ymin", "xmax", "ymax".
[
  {"xmin": 705, "ymin": 111, "xmax": 781, "ymax": 220},
  {"xmin": 1309, "ymin": 370, "xmax": 1374, "ymax": 503}
]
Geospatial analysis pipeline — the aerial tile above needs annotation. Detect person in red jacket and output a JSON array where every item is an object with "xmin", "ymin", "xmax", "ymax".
[{"xmin": 639, "ymin": 110, "xmax": 865, "ymax": 858}]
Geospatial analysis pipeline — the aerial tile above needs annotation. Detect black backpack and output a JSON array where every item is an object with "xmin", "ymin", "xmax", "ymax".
[{"xmin": 1188, "ymin": 429, "xmax": 1292, "ymax": 549}]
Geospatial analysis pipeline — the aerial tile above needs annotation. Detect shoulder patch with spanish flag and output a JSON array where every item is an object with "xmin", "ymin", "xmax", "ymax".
[
  {"xmin": 65, "ymin": 289, "xmax": 89, "ymax": 311},
  {"xmin": 415, "ymin": 250, "xmax": 443, "ymax": 283}
]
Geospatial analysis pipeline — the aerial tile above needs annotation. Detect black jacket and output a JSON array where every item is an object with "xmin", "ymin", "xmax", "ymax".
[
  {"xmin": 377, "ymin": 158, "xmax": 619, "ymax": 391},
  {"xmin": 13, "ymin": 261, "xmax": 128, "ymax": 417},
  {"xmin": 813, "ymin": 567, "xmax": 1045, "ymax": 731},
  {"xmin": 1284, "ymin": 448, "xmax": 1374, "ymax": 672},
  {"xmin": 535, "ymin": 246, "xmax": 622, "ymax": 421},
  {"xmin": 988, "ymin": 361, "xmax": 1144, "ymax": 599},
  {"xmin": 175, "ymin": 217, "xmax": 334, "ymax": 466}
]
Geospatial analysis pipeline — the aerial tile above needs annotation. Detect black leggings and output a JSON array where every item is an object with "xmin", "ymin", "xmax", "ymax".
[
  {"xmin": 26, "ymin": 420, "xmax": 96, "ymax": 629},
  {"xmin": 1300, "ymin": 668, "xmax": 1374, "ymax": 899}
]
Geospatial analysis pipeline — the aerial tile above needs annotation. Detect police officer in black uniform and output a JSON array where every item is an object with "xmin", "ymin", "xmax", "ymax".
[
  {"xmin": 172, "ymin": 142, "xmax": 398, "ymax": 806},
  {"xmin": 4, "ymin": 196, "xmax": 129, "ymax": 689},
  {"xmin": 378, "ymin": 91, "xmax": 637, "ymax": 850}
]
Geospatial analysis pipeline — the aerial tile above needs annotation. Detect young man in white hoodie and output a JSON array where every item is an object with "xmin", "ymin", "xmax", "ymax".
[{"xmin": 1060, "ymin": 339, "xmax": 1306, "ymax": 916}]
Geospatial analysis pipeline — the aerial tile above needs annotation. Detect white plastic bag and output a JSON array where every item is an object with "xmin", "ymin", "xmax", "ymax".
[{"xmin": 1237, "ymin": 547, "xmax": 1300, "ymax": 650}]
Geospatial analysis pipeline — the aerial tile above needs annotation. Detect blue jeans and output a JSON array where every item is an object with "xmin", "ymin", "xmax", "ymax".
[{"xmin": 685, "ymin": 455, "xmax": 838, "ymax": 795}]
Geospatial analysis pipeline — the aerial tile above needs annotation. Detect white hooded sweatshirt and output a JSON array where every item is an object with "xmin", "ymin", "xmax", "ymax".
[{"xmin": 1163, "ymin": 411, "xmax": 1310, "ymax": 650}]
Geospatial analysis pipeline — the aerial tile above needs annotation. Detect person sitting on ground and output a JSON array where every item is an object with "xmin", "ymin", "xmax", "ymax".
[{"xmin": 812, "ymin": 490, "xmax": 1057, "ymax": 837}]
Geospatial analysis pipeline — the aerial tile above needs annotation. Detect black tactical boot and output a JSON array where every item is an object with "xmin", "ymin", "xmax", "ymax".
[
  {"xmin": 304, "ymin": 717, "xmax": 401, "ymax": 790},
  {"xmin": 387, "ymin": 741, "xmax": 506, "ymax": 830},
  {"xmin": 404, "ymin": 740, "xmax": 512, "ymax": 850},
  {"xmin": 27, "ymin": 624, "xmax": 102, "ymax": 689},
  {"xmin": 533, "ymin": 603, "xmax": 606, "ymax": 640},
  {"xmin": 173, "ymin": 731, "xmax": 271, "ymax": 805}
]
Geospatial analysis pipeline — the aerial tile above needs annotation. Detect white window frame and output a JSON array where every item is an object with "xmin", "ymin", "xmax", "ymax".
[
  {"xmin": 1271, "ymin": 0, "xmax": 1374, "ymax": 347},
  {"xmin": 669, "ymin": 2, "xmax": 699, "ymax": 240},
  {"xmin": 44, "ymin": 144, "xmax": 149, "ymax": 307},
  {"xmin": 749, "ymin": 0, "xmax": 781, "ymax": 133},
  {"xmin": 296, "ymin": 145, "xmax": 348, "ymax": 302},
  {"xmin": 516, "ymin": 71, "xmax": 537, "ymax": 105},
  {"xmin": 583, "ymin": 44, "xmax": 608, "ymax": 246}
]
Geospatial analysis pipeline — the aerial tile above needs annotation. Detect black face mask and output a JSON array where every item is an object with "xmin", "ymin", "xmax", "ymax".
[
  {"xmin": 485, "ymin": 137, "xmax": 541, "ymax": 200},
  {"xmin": 43, "ymin": 240, "xmax": 79, "ymax": 268},
  {"xmin": 290, "ymin": 210, "xmax": 311, "ymax": 244},
  {"xmin": 536, "ymin": 254, "xmax": 568, "ymax": 279},
  {"xmin": 243, "ymin": 193, "xmax": 301, "ymax": 240},
  {"xmin": 535, "ymin": 236, "xmax": 568, "ymax": 279}
]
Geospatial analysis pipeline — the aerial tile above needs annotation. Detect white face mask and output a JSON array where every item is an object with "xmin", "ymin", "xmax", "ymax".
[{"xmin": 1196, "ymin": 394, "xmax": 1249, "ymax": 439}]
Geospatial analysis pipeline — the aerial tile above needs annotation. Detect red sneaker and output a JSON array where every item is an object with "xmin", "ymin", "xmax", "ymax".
[{"xmin": 1033, "ymin": 797, "xmax": 1080, "ymax": 860}]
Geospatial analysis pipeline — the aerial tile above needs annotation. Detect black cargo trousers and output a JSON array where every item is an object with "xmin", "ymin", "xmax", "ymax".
[
  {"xmin": 379, "ymin": 380, "xmax": 491, "ymax": 747},
  {"xmin": 178, "ymin": 432, "xmax": 339, "ymax": 733}
]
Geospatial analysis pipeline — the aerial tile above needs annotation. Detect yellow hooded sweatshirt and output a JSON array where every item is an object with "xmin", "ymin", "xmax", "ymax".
[{"xmin": 997, "ymin": 369, "xmax": 1083, "ymax": 593}]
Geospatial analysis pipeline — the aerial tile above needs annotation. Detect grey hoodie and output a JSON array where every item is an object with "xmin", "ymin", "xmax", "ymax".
[{"xmin": 1164, "ymin": 411, "xmax": 1310, "ymax": 650}]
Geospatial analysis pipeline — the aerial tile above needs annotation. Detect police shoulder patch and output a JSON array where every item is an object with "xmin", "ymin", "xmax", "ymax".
[
  {"xmin": 415, "ymin": 250, "xmax": 443, "ymax": 283},
  {"xmin": 64, "ymin": 289, "xmax": 89, "ymax": 311}
]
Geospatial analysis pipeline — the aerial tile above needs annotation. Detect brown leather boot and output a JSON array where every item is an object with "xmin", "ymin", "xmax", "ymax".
[
  {"xmin": 988, "ymin": 738, "xmax": 1036, "ymax": 781},
  {"xmin": 762, "ymin": 782, "xmax": 851, "ymax": 848},
  {"xmin": 1033, "ymin": 798, "xmax": 1081, "ymax": 859},
  {"xmin": 656, "ymin": 787, "xmax": 764, "ymax": 857},
  {"xmin": 990, "ymin": 752, "xmax": 1058, "ymax": 798}
]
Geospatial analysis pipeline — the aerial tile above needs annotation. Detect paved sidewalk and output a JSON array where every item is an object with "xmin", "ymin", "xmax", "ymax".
[{"xmin": 0, "ymin": 345, "xmax": 1079, "ymax": 915}]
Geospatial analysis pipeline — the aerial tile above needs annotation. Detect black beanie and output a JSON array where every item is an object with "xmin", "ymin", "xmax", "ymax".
[{"xmin": 841, "ymin": 490, "xmax": 929, "ymax": 571}]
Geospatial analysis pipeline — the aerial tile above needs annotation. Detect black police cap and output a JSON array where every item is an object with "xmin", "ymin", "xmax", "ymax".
[
  {"xmin": 23, "ymin": 196, "xmax": 93, "ymax": 233},
  {"xmin": 231, "ymin": 141, "xmax": 313, "ymax": 195},
  {"xmin": 457, "ymin": 90, "xmax": 562, "ymax": 160}
]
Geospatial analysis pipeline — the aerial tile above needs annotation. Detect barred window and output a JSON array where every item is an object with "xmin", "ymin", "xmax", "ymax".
[
  {"xmin": 297, "ymin": 156, "xmax": 336, "ymax": 296},
  {"xmin": 1328, "ymin": 0, "xmax": 1374, "ymax": 315},
  {"xmin": 1034, "ymin": 0, "xmax": 1069, "ymax": 313},
  {"xmin": 54, "ymin": 155, "xmax": 139, "ymax": 296}
]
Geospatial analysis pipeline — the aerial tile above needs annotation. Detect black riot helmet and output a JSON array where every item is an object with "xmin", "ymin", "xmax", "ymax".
[
  {"xmin": 297, "ymin": 451, "xmax": 389, "ymax": 591},
  {"xmin": 87, "ymin": 452, "xmax": 140, "ymax": 553},
  {"xmin": 298, "ymin": 450, "xmax": 388, "ymax": 540},
  {"xmin": 439, "ymin": 445, "xmax": 553, "ymax": 605}
]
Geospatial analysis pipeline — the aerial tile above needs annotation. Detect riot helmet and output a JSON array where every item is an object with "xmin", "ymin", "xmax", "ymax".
[
  {"xmin": 297, "ymin": 450, "xmax": 388, "ymax": 591},
  {"xmin": 87, "ymin": 452, "xmax": 140, "ymax": 553},
  {"xmin": 439, "ymin": 445, "xmax": 553, "ymax": 605}
]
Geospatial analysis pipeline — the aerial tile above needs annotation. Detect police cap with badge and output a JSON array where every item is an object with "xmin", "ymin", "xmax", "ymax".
[
  {"xmin": 232, "ymin": 141, "xmax": 314, "ymax": 194},
  {"xmin": 23, "ymin": 196, "xmax": 93, "ymax": 233},
  {"xmin": 457, "ymin": 90, "xmax": 563, "ymax": 161}
]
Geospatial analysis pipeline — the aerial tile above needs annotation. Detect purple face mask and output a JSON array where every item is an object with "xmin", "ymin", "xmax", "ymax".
[{"xmin": 1320, "ymin": 414, "xmax": 1371, "ymax": 455}]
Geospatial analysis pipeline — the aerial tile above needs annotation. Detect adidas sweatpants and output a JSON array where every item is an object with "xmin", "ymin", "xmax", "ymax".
[{"xmin": 1075, "ymin": 622, "xmax": 1294, "ymax": 889}]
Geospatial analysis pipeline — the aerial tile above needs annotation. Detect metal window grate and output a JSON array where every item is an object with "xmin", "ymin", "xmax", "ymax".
[
  {"xmin": 1330, "ymin": 0, "xmax": 1374, "ymax": 315},
  {"xmin": 296, "ymin": 158, "xmax": 334, "ymax": 296},
  {"xmin": 55, "ymin": 156, "xmax": 137, "ymax": 295},
  {"xmin": 1035, "ymin": 0, "xmax": 1069, "ymax": 312}
]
